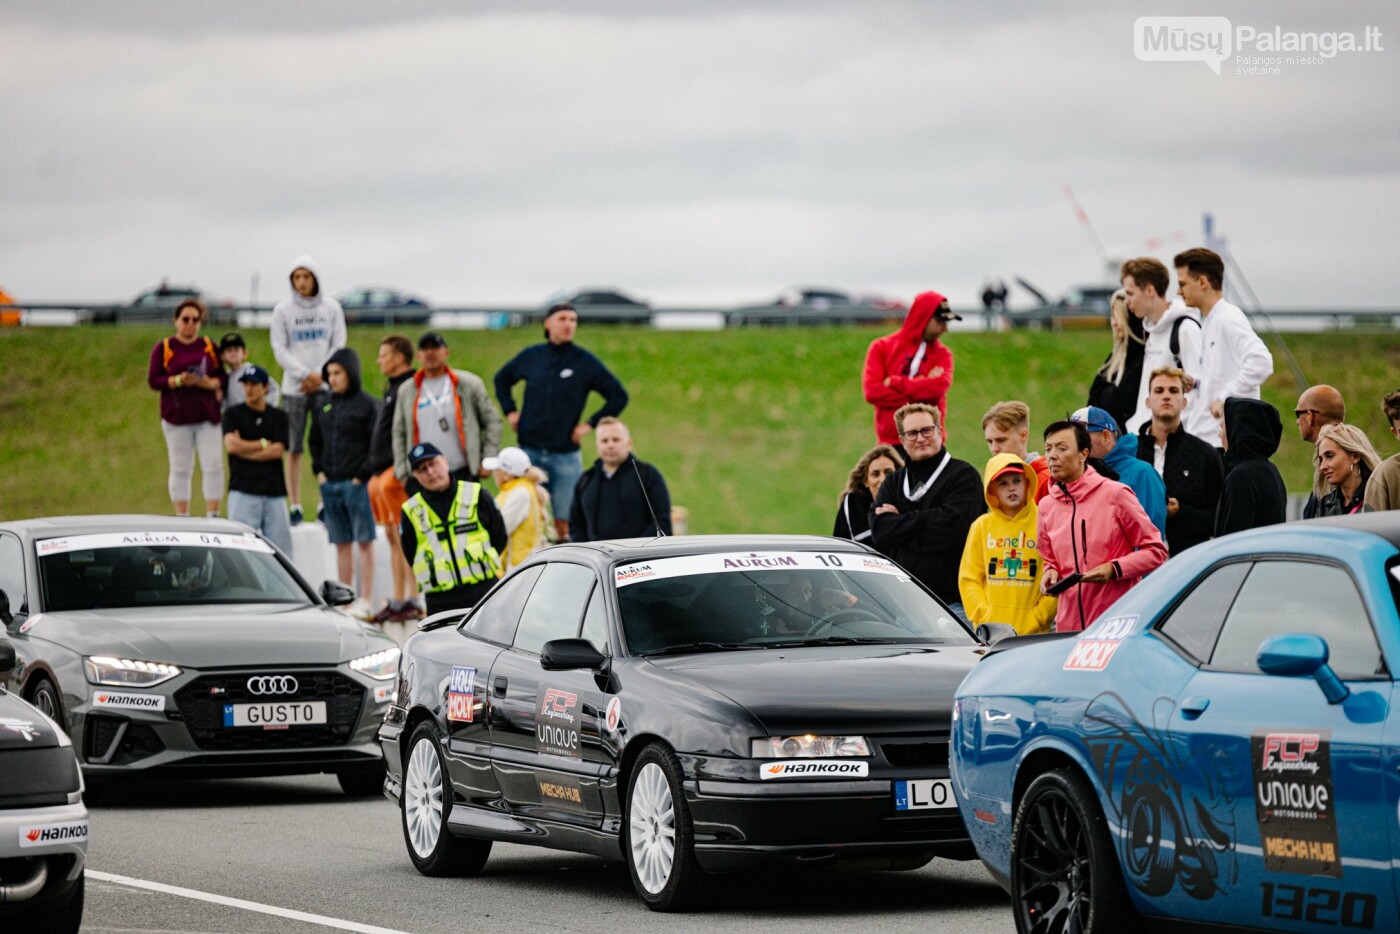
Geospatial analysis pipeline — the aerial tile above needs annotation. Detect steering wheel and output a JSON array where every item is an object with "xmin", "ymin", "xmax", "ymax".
[{"xmin": 806, "ymin": 607, "xmax": 884, "ymax": 638}]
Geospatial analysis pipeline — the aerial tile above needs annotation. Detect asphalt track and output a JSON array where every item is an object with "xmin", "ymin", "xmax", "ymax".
[{"xmin": 81, "ymin": 774, "xmax": 1015, "ymax": 934}]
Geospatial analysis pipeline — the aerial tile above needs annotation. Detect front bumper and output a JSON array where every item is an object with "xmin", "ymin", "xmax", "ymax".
[
  {"xmin": 685, "ymin": 777, "xmax": 973, "ymax": 871},
  {"xmin": 0, "ymin": 800, "xmax": 88, "ymax": 912}
]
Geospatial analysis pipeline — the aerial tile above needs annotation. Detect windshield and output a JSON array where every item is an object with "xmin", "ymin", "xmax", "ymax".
[
  {"xmin": 37, "ymin": 531, "xmax": 311, "ymax": 611},
  {"xmin": 614, "ymin": 551, "xmax": 973, "ymax": 656}
]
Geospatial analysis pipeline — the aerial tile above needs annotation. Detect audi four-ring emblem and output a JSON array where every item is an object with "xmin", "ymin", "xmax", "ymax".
[{"xmin": 246, "ymin": 675, "xmax": 299, "ymax": 695}]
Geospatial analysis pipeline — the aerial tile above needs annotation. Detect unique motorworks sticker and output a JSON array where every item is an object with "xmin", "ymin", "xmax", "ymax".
[
  {"xmin": 536, "ymin": 687, "xmax": 581, "ymax": 758},
  {"xmin": 1252, "ymin": 730, "xmax": 1341, "ymax": 877}
]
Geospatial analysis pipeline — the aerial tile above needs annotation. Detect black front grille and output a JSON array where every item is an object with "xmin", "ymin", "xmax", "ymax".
[
  {"xmin": 173, "ymin": 671, "xmax": 365, "ymax": 750},
  {"xmin": 880, "ymin": 739, "xmax": 949, "ymax": 769},
  {"xmin": 85, "ymin": 714, "xmax": 127, "ymax": 763}
]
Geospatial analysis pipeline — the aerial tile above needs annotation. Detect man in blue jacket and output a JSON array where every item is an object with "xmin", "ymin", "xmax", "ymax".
[
  {"xmin": 494, "ymin": 303, "xmax": 629, "ymax": 541},
  {"xmin": 1071, "ymin": 405, "xmax": 1168, "ymax": 540}
]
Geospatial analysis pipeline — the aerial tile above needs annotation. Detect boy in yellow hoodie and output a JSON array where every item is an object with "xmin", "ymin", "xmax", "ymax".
[{"xmin": 957, "ymin": 452, "xmax": 1056, "ymax": 633}]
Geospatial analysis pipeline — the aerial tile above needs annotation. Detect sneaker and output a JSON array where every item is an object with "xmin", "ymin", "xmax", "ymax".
[
  {"xmin": 368, "ymin": 603, "xmax": 397, "ymax": 624},
  {"xmin": 344, "ymin": 598, "xmax": 372, "ymax": 620},
  {"xmin": 289, "ymin": 505, "xmax": 304, "ymax": 526}
]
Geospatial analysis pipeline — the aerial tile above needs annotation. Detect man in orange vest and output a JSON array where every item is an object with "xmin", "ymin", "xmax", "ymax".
[{"xmin": 391, "ymin": 331, "xmax": 501, "ymax": 495}]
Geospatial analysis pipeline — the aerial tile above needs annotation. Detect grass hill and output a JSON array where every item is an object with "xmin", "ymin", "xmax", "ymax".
[{"xmin": 2, "ymin": 324, "xmax": 1397, "ymax": 532}]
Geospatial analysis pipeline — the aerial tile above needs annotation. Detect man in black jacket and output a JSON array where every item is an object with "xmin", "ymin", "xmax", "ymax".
[
  {"xmin": 870, "ymin": 403, "xmax": 985, "ymax": 620},
  {"xmin": 494, "ymin": 303, "xmax": 629, "ymax": 541},
  {"xmin": 569, "ymin": 417, "xmax": 671, "ymax": 542},
  {"xmin": 309, "ymin": 347, "xmax": 382, "ymax": 618},
  {"xmin": 1135, "ymin": 366, "xmax": 1224, "ymax": 554},
  {"xmin": 367, "ymin": 335, "xmax": 420, "ymax": 622},
  {"xmin": 1215, "ymin": 397, "xmax": 1287, "ymax": 537}
]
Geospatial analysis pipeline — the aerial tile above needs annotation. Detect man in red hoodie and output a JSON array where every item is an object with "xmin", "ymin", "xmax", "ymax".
[
  {"xmin": 1037, "ymin": 419, "xmax": 1168, "ymax": 632},
  {"xmin": 862, "ymin": 291, "xmax": 958, "ymax": 446}
]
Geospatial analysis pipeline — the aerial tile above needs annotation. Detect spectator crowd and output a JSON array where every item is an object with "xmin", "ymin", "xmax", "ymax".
[{"xmin": 147, "ymin": 249, "xmax": 1400, "ymax": 632}]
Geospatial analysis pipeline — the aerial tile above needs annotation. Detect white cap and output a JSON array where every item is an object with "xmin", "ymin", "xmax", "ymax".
[{"xmin": 482, "ymin": 446, "xmax": 531, "ymax": 477}]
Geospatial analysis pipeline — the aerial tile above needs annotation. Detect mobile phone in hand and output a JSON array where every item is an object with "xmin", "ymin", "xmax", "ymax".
[{"xmin": 1045, "ymin": 572, "xmax": 1083, "ymax": 596}]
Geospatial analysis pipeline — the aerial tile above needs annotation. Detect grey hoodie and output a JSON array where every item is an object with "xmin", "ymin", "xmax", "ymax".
[{"xmin": 270, "ymin": 254, "xmax": 347, "ymax": 397}]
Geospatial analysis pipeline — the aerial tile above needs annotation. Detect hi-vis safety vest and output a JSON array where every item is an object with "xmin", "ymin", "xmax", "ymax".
[{"xmin": 403, "ymin": 482, "xmax": 503, "ymax": 594}]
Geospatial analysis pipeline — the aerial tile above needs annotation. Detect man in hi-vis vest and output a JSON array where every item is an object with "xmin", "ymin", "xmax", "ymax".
[{"xmin": 398, "ymin": 442, "xmax": 508, "ymax": 617}]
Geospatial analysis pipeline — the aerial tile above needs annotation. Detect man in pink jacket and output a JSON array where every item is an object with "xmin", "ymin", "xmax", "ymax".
[
  {"xmin": 1037, "ymin": 419, "xmax": 1168, "ymax": 632},
  {"xmin": 862, "ymin": 291, "xmax": 958, "ymax": 446}
]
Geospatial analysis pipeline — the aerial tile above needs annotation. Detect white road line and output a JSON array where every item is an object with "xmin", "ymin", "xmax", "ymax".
[{"xmin": 87, "ymin": 871, "xmax": 414, "ymax": 934}]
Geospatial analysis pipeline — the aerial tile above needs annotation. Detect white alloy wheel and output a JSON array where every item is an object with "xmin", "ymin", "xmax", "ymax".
[
  {"xmin": 629, "ymin": 761, "xmax": 677, "ymax": 894},
  {"xmin": 405, "ymin": 736, "xmax": 444, "ymax": 858}
]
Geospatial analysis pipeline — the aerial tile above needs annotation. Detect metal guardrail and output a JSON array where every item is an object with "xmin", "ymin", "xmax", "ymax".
[{"xmin": 3, "ymin": 303, "xmax": 1399, "ymax": 331}]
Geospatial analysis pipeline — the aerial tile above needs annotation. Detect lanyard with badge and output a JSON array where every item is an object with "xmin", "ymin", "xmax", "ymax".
[{"xmin": 422, "ymin": 380, "xmax": 453, "ymax": 432}]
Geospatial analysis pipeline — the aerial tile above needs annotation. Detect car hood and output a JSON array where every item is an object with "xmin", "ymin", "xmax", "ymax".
[
  {"xmin": 647, "ymin": 643, "xmax": 980, "ymax": 734},
  {"xmin": 30, "ymin": 603, "xmax": 395, "ymax": 669},
  {"xmin": 0, "ymin": 690, "xmax": 64, "ymax": 750}
]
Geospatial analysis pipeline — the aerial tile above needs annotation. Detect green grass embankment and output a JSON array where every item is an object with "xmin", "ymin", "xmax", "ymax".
[{"xmin": 2, "ymin": 325, "xmax": 1397, "ymax": 532}]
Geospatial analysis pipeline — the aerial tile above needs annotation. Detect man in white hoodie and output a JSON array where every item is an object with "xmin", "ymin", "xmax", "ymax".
[
  {"xmin": 1120, "ymin": 257, "xmax": 1202, "ymax": 436},
  {"xmin": 1173, "ymin": 247, "xmax": 1273, "ymax": 447},
  {"xmin": 271, "ymin": 255, "xmax": 347, "ymax": 524}
]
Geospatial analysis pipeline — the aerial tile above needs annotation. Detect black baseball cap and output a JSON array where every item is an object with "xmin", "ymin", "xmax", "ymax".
[
  {"xmin": 409, "ymin": 442, "xmax": 444, "ymax": 468},
  {"xmin": 418, "ymin": 331, "xmax": 448, "ymax": 349},
  {"xmin": 933, "ymin": 302, "xmax": 962, "ymax": 322},
  {"xmin": 219, "ymin": 332, "xmax": 246, "ymax": 351},
  {"xmin": 238, "ymin": 364, "xmax": 271, "ymax": 384}
]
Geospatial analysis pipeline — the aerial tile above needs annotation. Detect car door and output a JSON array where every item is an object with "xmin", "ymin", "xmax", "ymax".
[
  {"xmin": 1167, "ymin": 558, "xmax": 1393, "ymax": 931},
  {"xmin": 488, "ymin": 562, "xmax": 614, "ymax": 829}
]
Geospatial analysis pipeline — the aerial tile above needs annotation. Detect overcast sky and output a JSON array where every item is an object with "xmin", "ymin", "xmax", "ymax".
[{"xmin": 3, "ymin": 1, "xmax": 1397, "ymax": 309}]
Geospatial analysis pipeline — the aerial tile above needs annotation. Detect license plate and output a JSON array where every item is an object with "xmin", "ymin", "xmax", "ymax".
[
  {"xmin": 222, "ymin": 701, "xmax": 327, "ymax": 727},
  {"xmin": 894, "ymin": 778, "xmax": 956, "ymax": 811}
]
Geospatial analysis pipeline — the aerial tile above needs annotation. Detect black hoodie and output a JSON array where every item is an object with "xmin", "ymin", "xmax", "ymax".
[
  {"xmin": 1214, "ymin": 397, "xmax": 1287, "ymax": 538},
  {"xmin": 308, "ymin": 347, "xmax": 382, "ymax": 482}
]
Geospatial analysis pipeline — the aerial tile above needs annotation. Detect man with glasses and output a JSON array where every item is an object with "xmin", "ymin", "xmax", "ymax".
[
  {"xmin": 1364, "ymin": 389, "xmax": 1400, "ymax": 511},
  {"xmin": 1293, "ymin": 384, "xmax": 1345, "ymax": 519},
  {"xmin": 870, "ymin": 403, "xmax": 984, "ymax": 621}
]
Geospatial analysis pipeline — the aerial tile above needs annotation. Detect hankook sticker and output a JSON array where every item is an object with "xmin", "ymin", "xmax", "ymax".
[
  {"xmin": 19, "ymin": 821, "xmax": 88, "ymax": 848},
  {"xmin": 759, "ymin": 760, "xmax": 870, "ymax": 780},
  {"xmin": 92, "ymin": 691, "xmax": 166, "ymax": 712}
]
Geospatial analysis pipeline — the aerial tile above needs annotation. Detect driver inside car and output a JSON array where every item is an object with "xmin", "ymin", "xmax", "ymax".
[{"xmin": 753, "ymin": 575, "xmax": 857, "ymax": 636}]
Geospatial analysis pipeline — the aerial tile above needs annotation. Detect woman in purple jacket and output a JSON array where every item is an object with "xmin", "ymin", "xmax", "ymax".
[{"xmin": 147, "ymin": 299, "xmax": 227, "ymax": 516}]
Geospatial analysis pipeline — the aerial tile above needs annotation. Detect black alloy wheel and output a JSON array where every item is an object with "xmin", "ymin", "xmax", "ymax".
[{"xmin": 1011, "ymin": 767, "xmax": 1134, "ymax": 933}]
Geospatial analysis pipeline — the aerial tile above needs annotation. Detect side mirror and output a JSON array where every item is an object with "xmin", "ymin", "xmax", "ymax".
[
  {"xmin": 540, "ymin": 638, "xmax": 607, "ymax": 672},
  {"xmin": 1258, "ymin": 633, "xmax": 1349, "ymax": 705},
  {"xmin": 320, "ymin": 580, "xmax": 356, "ymax": 607},
  {"xmin": 0, "ymin": 638, "xmax": 15, "ymax": 675},
  {"xmin": 0, "ymin": 589, "xmax": 10, "ymax": 626},
  {"xmin": 975, "ymin": 622, "xmax": 1018, "ymax": 646}
]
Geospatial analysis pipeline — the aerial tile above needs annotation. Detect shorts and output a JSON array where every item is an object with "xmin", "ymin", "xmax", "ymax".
[
  {"xmin": 320, "ymin": 479, "xmax": 376, "ymax": 544},
  {"xmin": 521, "ymin": 447, "xmax": 582, "ymax": 521},
  {"xmin": 282, "ymin": 389, "xmax": 328, "ymax": 454},
  {"xmin": 368, "ymin": 467, "xmax": 409, "ymax": 525}
]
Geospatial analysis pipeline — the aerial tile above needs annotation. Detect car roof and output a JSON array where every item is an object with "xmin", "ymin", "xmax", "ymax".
[
  {"xmin": 1, "ymin": 514, "xmax": 255, "ymax": 541},
  {"xmin": 1305, "ymin": 512, "xmax": 1400, "ymax": 550},
  {"xmin": 534, "ymin": 534, "xmax": 873, "ymax": 570}
]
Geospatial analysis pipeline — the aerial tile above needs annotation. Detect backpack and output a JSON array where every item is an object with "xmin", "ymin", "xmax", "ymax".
[
  {"xmin": 163, "ymin": 336, "xmax": 219, "ymax": 374},
  {"xmin": 1169, "ymin": 315, "xmax": 1201, "ymax": 369}
]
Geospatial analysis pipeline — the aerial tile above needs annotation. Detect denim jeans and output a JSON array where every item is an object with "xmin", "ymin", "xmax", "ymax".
[
  {"xmin": 520, "ymin": 447, "xmax": 583, "ymax": 519},
  {"xmin": 227, "ymin": 490, "xmax": 294, "ymax": 557},
  {"xmin": 320, "ymin": 480, "xmax": 376, "ymax": 544}
]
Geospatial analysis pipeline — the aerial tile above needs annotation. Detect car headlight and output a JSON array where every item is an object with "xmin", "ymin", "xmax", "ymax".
[
  {"xmin": 751, "ymin": 735, "xmax": 871, "ymax": 758},
  {"xmin": 83, "ymin": 656, "xmax": 181, "ymax": 687},
  {"xmin": 348, "ymin": 647, "xmax": 401, "ymax": 681}
]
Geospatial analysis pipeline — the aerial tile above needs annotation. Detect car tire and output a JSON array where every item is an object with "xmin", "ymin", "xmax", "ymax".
[
  {"xmin": 337, "ymin": 763, "xmax": 386, "ymax": 797},
  {"xmin": 623, "ymin": 743, "xmax": 710, "ymax": 912},
  {"xmin": 401, "ymin": 722, "xmax": 490, "ymax": 877},
  {"xmin": 1011, "ymin": 767, "xmax": 1134, "ymax": 933},
  {"xmin": 28, "ymin": 676, "xmax": 67, "ymax": 733}
]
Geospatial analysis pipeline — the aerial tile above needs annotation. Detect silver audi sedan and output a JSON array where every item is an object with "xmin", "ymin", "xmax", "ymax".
[{"xmin": 0, "ymin": 516, "xmax": 399, "ymax": 794}]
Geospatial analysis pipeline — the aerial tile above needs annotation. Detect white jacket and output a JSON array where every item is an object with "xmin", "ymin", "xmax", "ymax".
[
  {"xmin": 270, "ymin": 254, "xmax": 347, "ymax": 397},
  {"xmin": 1185, "ymin": 298, "xmax": 1273, "ymax": 444},
  {"xmin": 1124, "ymin": 299, "xmax": 1202, "ymax": 435}
]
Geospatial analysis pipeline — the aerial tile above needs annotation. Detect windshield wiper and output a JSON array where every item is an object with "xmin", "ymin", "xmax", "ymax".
[
  {"xmin": 764, "ymin": 636, "xmax": 904, "ymax": 648},
  {"xmin": 639, "ymin": 641, "xmax": 768, "ymax": 657}
]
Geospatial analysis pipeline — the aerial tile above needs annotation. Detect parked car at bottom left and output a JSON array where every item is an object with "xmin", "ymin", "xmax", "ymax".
[
  {"xmin": 0, "ymin": 636, "xmax": 87, "ymax": 934},
  {"xmin": 0, "ymin": 516, "xmax": 400, "ymax": 795}
]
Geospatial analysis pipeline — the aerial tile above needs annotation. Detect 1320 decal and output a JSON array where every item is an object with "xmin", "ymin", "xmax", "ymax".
[{"xmin": 1260, "ymin": 882, "xmax": 1376, "ymax": 929}]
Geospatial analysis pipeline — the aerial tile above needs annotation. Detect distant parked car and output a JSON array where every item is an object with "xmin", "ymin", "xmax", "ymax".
[
  {"xmin": 335, "ymin": 287, "xmax": 431, "ymax": 325},
  {"xmin": 772, "ymin": 287, "xmax": 905, "ymax": 313},
  {"xmin": 89, "ymin": 282, "xmax": 206, "ymax": 324},
  {"xmin": 544, "ymin": 287, "xmax": 651, "ymax": 322}
]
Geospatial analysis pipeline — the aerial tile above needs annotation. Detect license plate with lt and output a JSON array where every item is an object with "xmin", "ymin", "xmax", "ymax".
[
  {"xmin": 894, "ymin": 778, "xmax": 956, "ymax": 810},
  {"xmin": 222, "ymin": 701, "xmax": 327, "ymax": 727}
]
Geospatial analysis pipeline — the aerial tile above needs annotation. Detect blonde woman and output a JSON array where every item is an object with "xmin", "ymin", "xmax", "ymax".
[
  {"xmin": 1086, "ymin": 289, "xmax": 1146, "ymax": 436},
  {"xmin": 833, "ymin": 444, "xmax": 904, "ymax": 544},
  {"xmin": 1314, "ymin": 423, "xmax": 1381, "ymax": 516}
]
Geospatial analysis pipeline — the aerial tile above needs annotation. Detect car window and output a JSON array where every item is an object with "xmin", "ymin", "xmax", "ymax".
[
  {"xmin": 463, "ymin": 564, "xmax": 543, "ymax": 645},
  {"xmin": 513, "ymin": 563, "xmax": 597, "ymax": 656},
  {"xmin": 1153, "ymin": 561, "xmax": 1250, "ymax": 662},
  {"xmin": 0, "ymin": 534, "xmax": 25, "ymax": 615},
  {"xmin": 580, "ymin": 583, "xmax": 608, "ymax": 653},
  {"xmin": 1209, "ymin": 560, "xmax": 1385, "ymax": 679}
]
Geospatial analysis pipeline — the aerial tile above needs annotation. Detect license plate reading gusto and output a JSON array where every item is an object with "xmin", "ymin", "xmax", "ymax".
[{"xmin": 222, "ymin": 701, "xmax": 327, "ymax": 727}]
